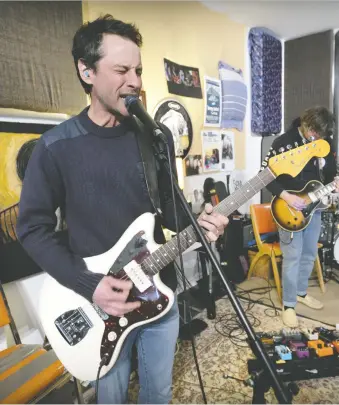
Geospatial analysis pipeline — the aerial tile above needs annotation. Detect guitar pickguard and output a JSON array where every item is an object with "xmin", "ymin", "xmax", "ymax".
[
  {"xmin": 302, "ymin": 200, "xmax": 321, "ymax": 218},
  {"xmin": 98, "ymin": 230, "xmax": 170, "ymax": 365},
  {"xmin": 109, "ymin": 231, "xmax": 148, "ymax": 273}
]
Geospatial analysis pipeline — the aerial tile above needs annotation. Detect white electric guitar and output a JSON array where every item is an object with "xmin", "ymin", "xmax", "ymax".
[{"xmin": 38, "ymin": 140, "xmax": 329, "ymax": 382}]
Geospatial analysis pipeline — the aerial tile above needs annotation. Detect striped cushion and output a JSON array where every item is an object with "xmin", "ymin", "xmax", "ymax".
[
  {"xmin": 218, "ymin": 61, "xmax": 247, "ymax": 131},
  {"xmin": 0, "ymin": 344, "xmax": 65, "ymax": 404}
]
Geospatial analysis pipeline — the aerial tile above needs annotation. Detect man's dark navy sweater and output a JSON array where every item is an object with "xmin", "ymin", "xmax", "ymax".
[{"xmin": 17, "ymin": 108, "xmax": 186, "ymax": 302}]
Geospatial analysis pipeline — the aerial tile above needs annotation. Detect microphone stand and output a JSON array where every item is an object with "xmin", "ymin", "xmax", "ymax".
[{"xmin": 151, "ymin": 128, "xmax": 293, "ymax": 404}]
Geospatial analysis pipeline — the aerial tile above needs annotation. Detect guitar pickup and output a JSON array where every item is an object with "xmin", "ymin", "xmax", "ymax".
[{"xmin": 124, "ymin": 260, "xmax": 152, "ymax": 292}]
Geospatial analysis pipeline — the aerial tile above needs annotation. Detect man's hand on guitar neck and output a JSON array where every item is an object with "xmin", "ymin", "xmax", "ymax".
[
  {"xmin": 92, "ymin": 276, "xmax": 141, "ymax": 316},
  {"xmin": 198, "ymin": 203, "xmax": 229, "ymax": 242},
  {"xmin": 280, "ymin": 191, "xmax": 306, "ymax": 211}
]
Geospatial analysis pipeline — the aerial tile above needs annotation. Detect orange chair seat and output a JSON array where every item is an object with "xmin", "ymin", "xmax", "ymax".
[
  {"xmin": 0, "ymin": 344, "xmax": 65, "ymax": 404},
  {"xmin": 247, "ymin": 203, "xmax": 326, "ymax": 302}
]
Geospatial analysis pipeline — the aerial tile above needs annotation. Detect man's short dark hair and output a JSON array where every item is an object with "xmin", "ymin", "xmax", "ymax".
[
  {"xmin": 300, "ymin": 106, "xmax": 335, "ymax": 139},
  {"xmin": 72, "ymin": 14, "xmax": 143, "ymax": 94}
]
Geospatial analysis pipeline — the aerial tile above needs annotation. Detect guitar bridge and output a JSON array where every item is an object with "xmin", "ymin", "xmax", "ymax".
[{"xmin": 55, "ymin": 308, "xmax": 93, "ymax": 346}]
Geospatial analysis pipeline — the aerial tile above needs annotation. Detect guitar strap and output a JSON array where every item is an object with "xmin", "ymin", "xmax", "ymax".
[
  {"xmin": 133, "ymin": 117, "xmax": 163, "ymax": 218},
  {"xmin": 316, "ymin": 156, "xmax": 325, "ymax": 183}
]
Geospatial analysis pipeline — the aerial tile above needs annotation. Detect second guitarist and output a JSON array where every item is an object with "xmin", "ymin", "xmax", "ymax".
[{"xmin": 263, "ymin": 106, "xmax": 339, "ymax": 327}]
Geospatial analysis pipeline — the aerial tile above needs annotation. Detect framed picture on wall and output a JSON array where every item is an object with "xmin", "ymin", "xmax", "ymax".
[{"xmin": 139, "ymin": 90, "xmax": 147, "ymax": 109}]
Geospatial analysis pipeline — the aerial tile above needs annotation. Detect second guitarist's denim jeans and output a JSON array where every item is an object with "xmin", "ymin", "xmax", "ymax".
[
  {"xmin": 279, "ymin": 211, "xmax": 322, "ymax": 307},
  {"xmin": 94, "ymin": 297, "xmax": 179, "ymax": 404}
]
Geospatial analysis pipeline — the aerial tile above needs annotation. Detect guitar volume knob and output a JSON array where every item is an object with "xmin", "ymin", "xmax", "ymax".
[
  {"xmin": 107, "ymin": 331, "xmax": 117, "ymax": 341},
  {"xmin": 119, "ymin": 317, "xmax": 128, "ymax": 327}
]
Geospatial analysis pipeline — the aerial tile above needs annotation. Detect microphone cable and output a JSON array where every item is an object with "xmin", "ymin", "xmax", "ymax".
[{"xmin": 161, "ymin": 138, "xmax": 207, "ymax": 404}]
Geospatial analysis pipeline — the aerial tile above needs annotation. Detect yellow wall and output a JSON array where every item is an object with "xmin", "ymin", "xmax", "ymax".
[{"xmin": 83, "ymin": 1, "xmax": 246, "ymax": 168}]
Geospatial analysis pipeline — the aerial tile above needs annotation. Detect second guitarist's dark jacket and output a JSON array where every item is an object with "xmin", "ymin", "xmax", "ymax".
[{"xmin": 264, "ymin": 126, "xmax": 337, "ymax": 197}]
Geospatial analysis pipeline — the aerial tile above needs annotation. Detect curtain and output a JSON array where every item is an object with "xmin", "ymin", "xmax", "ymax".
[{"xmin": 0, "ymin": 1, "xmax": 86, "ymax": 115}]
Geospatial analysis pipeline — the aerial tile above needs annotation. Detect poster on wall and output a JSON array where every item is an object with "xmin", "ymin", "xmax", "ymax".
[
  {"xmin": 185, "ymin": 154, "xmax": 203, "ymax": 176},
  {"xmin": 203, "ymin": 76, "xmax": 221, "ymax": 127},
  {"xmin": 229, "ymin": 169, "xmax": 252, "ymax": 214},
  {"xmin": 153, "ymin": 98, "xmax": 193, "ymax": 158},
  {"xmin": 164, "ymin": 58, "xmax": 202, "ymax": 99},
  {"xmin": 201, "ymin": 130, "xmax": 221, "ymax": 173},
  {"xmin": 220, "ymin": 130, "xmax": 235, "ymax": 172}
]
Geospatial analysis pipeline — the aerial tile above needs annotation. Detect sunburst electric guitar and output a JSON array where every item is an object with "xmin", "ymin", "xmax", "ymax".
[
  {"xmin": 38, "ymin": 140, "xmax": 329, "ymax": 382},
  {"xmin": 271, "ymin": 177, "xmax": 337, "ymax": 232}
]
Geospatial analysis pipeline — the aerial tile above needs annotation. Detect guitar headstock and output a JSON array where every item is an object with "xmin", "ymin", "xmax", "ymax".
[{"xmin": 268, "ymin": 139, "xmax": 330, "ymax": 177}]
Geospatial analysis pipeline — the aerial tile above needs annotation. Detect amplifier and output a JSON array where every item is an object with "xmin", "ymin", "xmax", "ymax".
[
  {"xmin": 243, "ymin": 223, "xmax": 254, "ymax": 248},
  {"xmin": 319, "ymin": 211, "xmax": 339, "ymax": 246}
]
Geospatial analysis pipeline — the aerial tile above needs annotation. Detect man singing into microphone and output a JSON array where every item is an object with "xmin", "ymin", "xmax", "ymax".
[{"xmin": 16, "ymin": 14, "xmax": 228, "ymax": 404}]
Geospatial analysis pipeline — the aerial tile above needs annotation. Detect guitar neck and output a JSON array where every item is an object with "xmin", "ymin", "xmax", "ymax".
[
  {"xmin": 142, "ymin": 167, "xmax": 276, "ymax": 276},
  {"xmin": 312, "ymin": 180, "xmax": 336, "ymax": 201}
]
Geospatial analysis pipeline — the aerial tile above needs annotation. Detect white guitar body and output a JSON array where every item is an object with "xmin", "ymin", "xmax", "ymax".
[{"xmin": 38, "ymin": 213, "xmax": 174, "ymax": 382}]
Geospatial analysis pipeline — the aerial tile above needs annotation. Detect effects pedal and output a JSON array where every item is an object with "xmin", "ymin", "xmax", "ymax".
[
  {"xmin": 302, "ymin": 328, "xmax": 319, "ymax": 341},
  {"xmin": 275, "ymin": 345, "xmax": 292, "ymax": 361},
  {"xmin": 315, "ymin": 327, "xmax": 339, "ymax": 342},
  {"xmin": 282, "ymin": 328, "xmax": 303, "ymax": 341},
  {"xmin": 331, "ymin": 340, "xmax": 339, "ymax": 353},
  {"xmin": 289, "ymin": 341, "xmax": 309, "ymax": 359}
]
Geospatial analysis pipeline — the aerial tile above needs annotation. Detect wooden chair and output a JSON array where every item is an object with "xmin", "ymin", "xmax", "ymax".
[
  {"xmin": 0, "ymin": 281, "xmax": 83, "ymax": 404},
  {"xmin": 247, "ymin": 203, "xmax": 325, "ymax": 303}
]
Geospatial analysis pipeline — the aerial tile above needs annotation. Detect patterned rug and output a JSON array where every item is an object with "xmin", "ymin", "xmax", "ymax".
[{"xmin": 129, "ymin": 297, "xmax": 339, "ymax": 404}]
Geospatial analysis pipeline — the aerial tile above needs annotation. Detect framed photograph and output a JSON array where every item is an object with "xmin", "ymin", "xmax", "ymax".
[
  {"xmin": 203, "ymin": 76, "xmax": 221, "ymax": 127},
  {"xmin": 139, "ymin": 90, "xmax": 147, "ymax": 109}
]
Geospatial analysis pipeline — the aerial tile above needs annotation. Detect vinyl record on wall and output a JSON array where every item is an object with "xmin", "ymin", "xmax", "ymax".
[{"xmin": 153, "ymin": 99, "xmax": 193, "ymax": 158}]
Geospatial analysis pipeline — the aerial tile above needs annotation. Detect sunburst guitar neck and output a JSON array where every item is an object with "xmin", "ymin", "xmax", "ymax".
[{"xmin": 271, "ymin": 179, "xmax": 336, "ymax": 232}]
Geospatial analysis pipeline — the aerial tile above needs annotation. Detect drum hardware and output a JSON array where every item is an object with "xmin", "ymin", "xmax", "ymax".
[{"xmin": 320, "ymin": 207, "xmax": 339, "ymax": 283}]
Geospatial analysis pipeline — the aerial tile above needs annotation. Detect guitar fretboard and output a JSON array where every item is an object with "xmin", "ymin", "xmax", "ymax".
[
  {"xmin": 141, "ymin": 167, "xmax": 276, "ymax": 276},
  {"xmin": 312, "ymin": 181, "xmax": 336, "ymax": 200}
]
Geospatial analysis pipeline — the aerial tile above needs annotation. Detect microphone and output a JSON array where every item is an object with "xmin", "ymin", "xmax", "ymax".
[{"xmin": 124, "ymin": 95, "xmax": 167, "ymax": 142}]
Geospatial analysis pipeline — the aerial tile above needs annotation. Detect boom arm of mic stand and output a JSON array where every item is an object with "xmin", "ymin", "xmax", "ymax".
[{"xmin": 150, "ymin": 128, "xmax": 292, "ymax": 405}]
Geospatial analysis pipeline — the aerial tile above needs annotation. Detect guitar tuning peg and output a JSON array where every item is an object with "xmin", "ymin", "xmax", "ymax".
[
  {"xmin": 294, "ymin": 142, "xmax": 299, "ymax": 147},
  {"xmin": 287, "ymin": 144, "xmax": 292, "ymax": 150},
  {"xmin": 272, "ymin": 150, "xmax": 277, "ymax": 155},
  {"xmin": 302, "ymin": 139, "xmax": 307, "ymax": 144},
  {"xmin": 279, "ymin": 147, "xmax": 285, "ymax": 153}
]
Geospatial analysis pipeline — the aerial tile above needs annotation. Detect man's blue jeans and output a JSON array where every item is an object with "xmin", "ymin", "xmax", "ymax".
[
  {"xmin": 95, "ymin": 299, "xmax": 179, "ymax": 404},
  {"xmin": 279, "ymin": 212, "xmax": 321, "ymax": 307}
]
